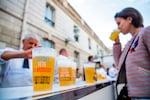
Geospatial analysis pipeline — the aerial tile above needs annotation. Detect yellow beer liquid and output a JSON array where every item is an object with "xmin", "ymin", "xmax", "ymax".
[
  {"xmin": 84, "ymin": 67, "xmax": 96, "ymax": 84},
  {"xmin": 32, "ymin": 56, "xmax": 55, "ymax": 91},
  {"xmin": 97, "ymin": 73, "xmax": 106, "ymax": 81},
  {"xmin": 71, "ymin": 69, "xmax": 76, "ymax": 85},
  {"xmin": 109, "ymin": 30, "xmax": 120, "ymax": 41},
  {"xmin": 58, "ymin": 67, "xmax": 72, "ymax": 86}
]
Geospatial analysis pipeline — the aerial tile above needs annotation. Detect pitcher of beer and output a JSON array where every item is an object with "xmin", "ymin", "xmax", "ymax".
[
  {"xmin": 84, "ymin": 63, "xmax": 96, "ymax": 84},
  {"xmin": 32, "ymin": 47, "xmax": 56, "ymax": 91}
]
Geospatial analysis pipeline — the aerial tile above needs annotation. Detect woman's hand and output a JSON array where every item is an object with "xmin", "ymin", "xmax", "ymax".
[{"xmin": 114, "ymin": 36, "xmax": 121, "ymax": 44}]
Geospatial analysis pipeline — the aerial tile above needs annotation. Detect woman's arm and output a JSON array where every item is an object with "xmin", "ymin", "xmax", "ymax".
[
  {"xmin": 142, "ymin": 26, "xmax": 150, "ymax": 53},
  {"xmin": 113, "ymin": 36, "xmax": 122, "ymax": 66}
]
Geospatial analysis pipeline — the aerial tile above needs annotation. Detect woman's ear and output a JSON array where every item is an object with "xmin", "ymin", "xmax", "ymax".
[{"xmin": 127, "ymin": 17, "xmax": 132, "ymax": 23}]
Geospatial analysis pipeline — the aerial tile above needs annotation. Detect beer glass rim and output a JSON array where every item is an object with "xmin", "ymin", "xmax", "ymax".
[
  {"xmin": 32, "ymin": 47, "xmax": 56, "ymax": 57},
  {"xmin": 83, "ymin": 63, "xmax": 95, "ymax": 68}
]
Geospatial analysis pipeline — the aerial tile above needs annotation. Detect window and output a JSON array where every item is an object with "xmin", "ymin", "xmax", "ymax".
[
  {"xmin": 73, "ymin": 25, "xmax": 79, "ymax": 42},
  {"xmin": 97, "ymin": 45, "xmax": 99, "ymax": 55},
  {"xmin": 74, "ymin": 51, "xmax": 79, "ymax": 67},
  {"xmin": 45, "ymin": 4, "xmax": 55, "ymax": 26},
  {"xmin": 88, "ymin": 38, "xmax": 91, "ymax": 50},
  {"xmin": 41, "ymin": 39, "xmax": 55, "ymax": 48},
  {"xmin": 94, "ymin": 45, "xmax": 99, "ymax": 59}
]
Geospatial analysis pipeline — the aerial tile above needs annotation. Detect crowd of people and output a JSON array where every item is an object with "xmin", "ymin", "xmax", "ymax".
[
  {"xmin": 0, "ymin": 39, "xmax": 116, "ymax": 87},
  {"xmin": 0, "ymin": 6, "xmax": 150, "ymax": 99}
]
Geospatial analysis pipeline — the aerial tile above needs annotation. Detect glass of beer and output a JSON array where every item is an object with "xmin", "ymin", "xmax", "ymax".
[
  {"xmin": 58, "ymin": 60, "xmax": 72, "ymax": 86},
  {"xmin": 109, "ymin": 29, "xmax": 120, "ymax": 41},
  {"xmin": 32, "ymin": 47, "xmax": 56, "ymax": 91},
  {"xmin": 84, "ymin": 63, "xmax": 96, "ymax": 84},
  {"xmin": 96, "ymin": 68, "xmax": 106, "ymax": 81}
]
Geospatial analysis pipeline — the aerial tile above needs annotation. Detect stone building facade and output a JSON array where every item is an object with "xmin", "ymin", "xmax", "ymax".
[{"xmin": 0, "ymin": 0, "xmax": 110, "ymax": 67}]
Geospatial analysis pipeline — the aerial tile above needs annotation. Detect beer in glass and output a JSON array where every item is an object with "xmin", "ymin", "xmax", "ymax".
[
  {"xmin": 58, "ymin": 60, "xmax": 72, "ymax": 86},
  {"xmin": 32, "ymin": 47, "xmax": 56, "ymax": 91},
  {"xmin": 96, "ymin": 68, "xmax": 106, "ymax": 81},
  {"xmin": 109, "ymin": 29, "xmax": 120, "ymax": 41},
  {"xmin": 84, "ymin": 63, "xmax": 96, "ymax": 84}
]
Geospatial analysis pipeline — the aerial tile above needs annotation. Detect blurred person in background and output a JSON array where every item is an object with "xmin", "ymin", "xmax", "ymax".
[
  {"xmin": 87, "ymin": 55, "xmax": 94, "ymax": 63},
  {"xmin": 83, "ymin": 55, "xmax": 94, "ymax": 81},
  {"xmin": 76, "ymin": 68, "xmax": 83, "ymax": 80},
  {"xmin": 54, "ymin": 48, "xmax": 69, "ymax": 84},
  {"xmin": 108, "ymin": 63, "xmax": 118, "ymax": 79}
]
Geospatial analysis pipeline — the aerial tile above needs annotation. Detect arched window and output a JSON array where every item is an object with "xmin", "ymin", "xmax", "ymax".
[{"xmin": 41, "ymin": 39, "xmax": 55, "ymax": 48}]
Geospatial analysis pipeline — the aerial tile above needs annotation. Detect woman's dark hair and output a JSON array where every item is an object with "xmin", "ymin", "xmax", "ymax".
[{"xmin": 114, "ymin": 7, "xmax": 143, "ymax": 27}]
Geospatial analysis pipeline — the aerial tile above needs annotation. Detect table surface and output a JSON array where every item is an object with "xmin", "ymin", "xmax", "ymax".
[{"xmin": 0, "ymin": 79, "xmax": 116, "ymax": 100}]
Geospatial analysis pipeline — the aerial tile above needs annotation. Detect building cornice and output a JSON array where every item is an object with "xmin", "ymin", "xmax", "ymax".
[{"xmin": 52, "ymin": 0, "xmax": 110, "ymax": 53}]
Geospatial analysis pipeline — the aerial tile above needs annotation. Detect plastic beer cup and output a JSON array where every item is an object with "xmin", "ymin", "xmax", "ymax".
[
  {"xmin": 109, "ymin": 29, "xmax": 120, "ymax": 41},
  {"xmin": 84, "ymin": 63, "xmax": 96, "ymax": 84},
  {"xmin": 96, "ymin": 68, "xmax": 106, "ymax": 81},
  {"xmin": 58, "ymin": 60, "xmax": 72, "ymax": 86},
  {"xmin": 32, "ymin": 47, "xmax": 56, "ymax": 91}
]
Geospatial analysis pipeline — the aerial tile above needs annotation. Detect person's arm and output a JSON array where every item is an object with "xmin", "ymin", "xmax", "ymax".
[
  {"xmin": 100, "ymin": 64, "xmax": 107, "ymax": 71},
  {"xmin": 1, "ymin": 49, "xmax": 32, "ymax": 60},
  {"xmin": 113, "ymin": 37, "xmax": 122, "ymax": 66},
  {"xmin": 142, "ymin": 26, "xmax": 150, "ymax": 53}
]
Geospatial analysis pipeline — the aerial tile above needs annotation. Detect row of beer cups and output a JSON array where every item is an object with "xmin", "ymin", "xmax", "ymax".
[
  {"xmin": 32, "ymin": 47, "xmax": 77, "ymax": 91},
  {"xmin": 32, "ymin": 47, "xmax": 106, "ymax": 91}
]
